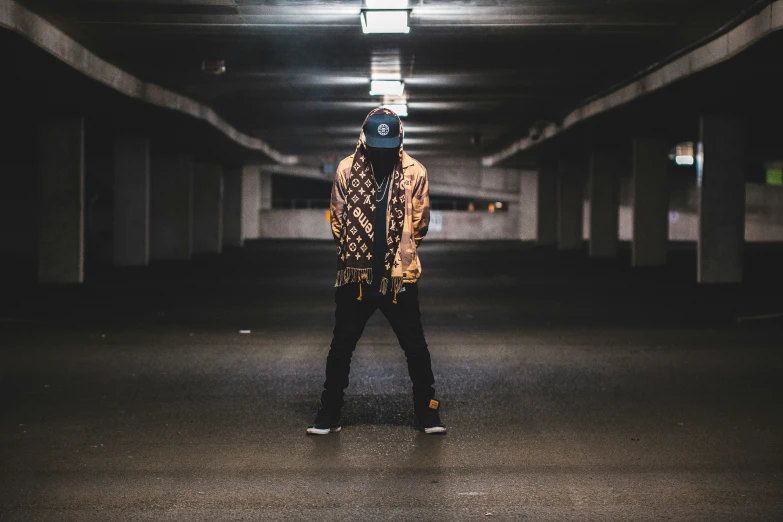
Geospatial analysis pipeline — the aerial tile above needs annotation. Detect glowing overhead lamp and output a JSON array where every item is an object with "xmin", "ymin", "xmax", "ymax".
[
  {"xmin": 675, "ymin": 155, "xmax": 694, "ymax": 166},
  {"xmin": 365, "ymin": 0, "xmax": 408, "ymax": 7},
  {"xmin": 361, "ymin": 9, "xmax": 410, "ymax": 34},
  {"xmin": 671, "ymin": 141, "xmax": 695, "ymax": 166},
  {"xmin": 370, "ymin": 80, "xmax": 405, "ymax": 96},
  {"xmin": 381, "ymin": 104, "xmax": 408, "ymax": 117}
]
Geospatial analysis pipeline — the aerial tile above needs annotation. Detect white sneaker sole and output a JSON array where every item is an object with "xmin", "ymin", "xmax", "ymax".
[
  {"xmin": 423, "ymin": 426, "xmax": 447, "ymax": 434},
  {"xmin": 306, "ymin": 426, "xmax": 342, "ymax": 435}
]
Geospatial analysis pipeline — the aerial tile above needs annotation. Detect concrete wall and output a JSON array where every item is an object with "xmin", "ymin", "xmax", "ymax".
[
  {"xmin": 259, "ymin": 209, "xmax": 522, "ymax": 240},
  {"xmin": 259, "ymin": 210, "xmax": 332, "ymax": 240},
  {"xmin": 745, "ymin": 183, "xmax": 783, "ymax": 241},
  {"xmin": 425, "ymin": 209, "xmax": 521, "ymax": 240},
  {"xmin": 421, "ymin": 157, "xmax": 522, "ymax": 200},
  {"xmin": 585, "ymin": 181, "xmax": 783, "ymax": 243},
  {"xmin": 261, "ymin": 157, "xmax": 522, "ymax": 202},
  {"xmin": 260, "ymin": 181, "xmax": 783, "ymax": 242}
]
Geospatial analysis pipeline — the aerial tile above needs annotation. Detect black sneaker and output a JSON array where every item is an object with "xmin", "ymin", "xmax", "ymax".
[
  {"xmin": 415, "ymin": 398, "xmax": 447, "ymax": 434},
  {"xmin": 306, "ymin": 398, "xmax": 342, "ymax": 435}
]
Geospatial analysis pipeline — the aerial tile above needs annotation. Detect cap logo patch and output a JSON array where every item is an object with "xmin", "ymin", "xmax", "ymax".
[{"xmin": 378, "ymin": 124, "xmax": 390, "ymax": 136}]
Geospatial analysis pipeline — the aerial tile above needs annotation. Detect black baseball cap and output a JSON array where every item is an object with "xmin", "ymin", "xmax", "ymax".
[{"xmin": 364, "ymin": 113, "xmax": 401, "ymax": 149}]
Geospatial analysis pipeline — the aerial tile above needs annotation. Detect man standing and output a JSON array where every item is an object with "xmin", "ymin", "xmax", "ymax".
[{"xmin": 307, "ymin": 108, "xmax": 446, "ymax": 435}]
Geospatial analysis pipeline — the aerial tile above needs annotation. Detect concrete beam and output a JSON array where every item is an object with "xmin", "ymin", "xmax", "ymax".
[
  {"xmin": 632, "ymin": 138, "xmax": 669, "ymax": 266},
  {"xmin": 482, "ymin": 1, "xmax": 783, "ymax": 166},
  {"xmin": 698, "ymin": 114, "xmax": 746, "ymax": 283},
  {"xmin": 37, "ymin": 117, "xmax": 85, "ymax": 284},
  {"xmin": 67, "ymin": 9, "xmax": 676, "ymax": 27},
  {"xmin": 113, "ymin": 134, "xmax": 150, "ymax": 266},
  {"xmin": 0, "ymin": 0, "xmax": 296, "ymax": 165}
]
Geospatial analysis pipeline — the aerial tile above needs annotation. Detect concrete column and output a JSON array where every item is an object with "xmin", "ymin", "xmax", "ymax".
[
  {"xmin": 259, "ymin": 170, "xmax": 272, "ymax": 211},
  {"xmin": 537, "ymin": 162, "xmax": 558, "ymax": 245},
  {"xmin": 241, "ymin": 165, "xmax": 261, "ymax": 242},
  {"xmin": 113, "ymin": 134, "xmax": 150, "ymax": 266},
  {"xmin": 698, "ymin": 115, "xmax": 746, "ymax": 283},
  {"xmin": 518, "ymin": 170, "xmax": 539, "ymax": 241},
  {"xmin": 631, "ymin": 138, "xmax": 669, "ymax": 266},
  {"xmin": 557, "ymin": 157, "xmax": 584, "ymax": 250},
  {"xmin": 38, "ymin": 117, "xmax": 85, "ymax": 284},
  {"xmin": 193, "ymin": 163, "xmax": 224, "ymax": 254},
  {"xmin": 588, "ymin": 146, "xmax": 620, "ymax": 257},
  {"xmin": 222, "ymin": 164, "xmax": 261, "ymax": 247},
  {"xmin": 151, "ymin": 154, "xmax": 193, "ymax": 260},
  {"xmin": 222, "ymin": 167, "xmax": 243, "ymax": 248}
]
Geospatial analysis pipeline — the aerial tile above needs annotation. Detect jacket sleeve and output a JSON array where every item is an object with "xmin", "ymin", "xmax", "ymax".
[
  {"xmin": 330, "ymin": 166, "xmax": 347, "ymax": 245},
  {"xmin": 411, "ymin": 166, "xmax": 430, "ymax": 247}
]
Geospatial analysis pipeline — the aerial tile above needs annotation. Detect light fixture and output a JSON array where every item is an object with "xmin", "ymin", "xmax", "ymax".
[
  {"xmin": 381, "ymin": 104, "xmax": 408, "ymax": 117},
  {"xmin": 370, "ymin": 80, "xmax": 405, "ymax": 96},
  {"xmin": 365, "ymin": 0, "xmax": 408, "ymax": 8},
  {"xmin": 201, "ymin": 60, "xmax": 226, "ymax": 76},
  {"xmin": 361, "ymin": 10, "xmax": 410, "ymax": 34},
  {"xmin": 671, "ymin": 141, "xmax": 695, "ymax": 167},
  {"xmin": 371, "ymin": 50, "xmax": 402, "ymax": 80},
  {"xmin": 675, "ymin": 155, "xmax": 694, "ymax": 166}
]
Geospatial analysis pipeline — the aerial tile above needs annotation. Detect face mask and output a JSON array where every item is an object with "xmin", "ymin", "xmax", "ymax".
[{"xmin": 365, "ymin": 146, "xmax": 398, "ymax": 177}]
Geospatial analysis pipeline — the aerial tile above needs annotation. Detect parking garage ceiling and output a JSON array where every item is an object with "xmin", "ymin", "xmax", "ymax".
[{"xmin": 13, "ymin": 0, "xmax": 768, "ymax": 165}]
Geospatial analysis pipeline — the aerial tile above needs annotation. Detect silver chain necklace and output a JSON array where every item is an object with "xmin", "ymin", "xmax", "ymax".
[{"xmin": 373, "ymin": 170, "xmax": 391, "ymax": 202}]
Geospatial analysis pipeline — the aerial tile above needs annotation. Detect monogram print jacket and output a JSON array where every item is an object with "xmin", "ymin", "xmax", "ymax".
[{"xmin": 330, "ymin": 150, "xmax": 431, "ymax": 285}]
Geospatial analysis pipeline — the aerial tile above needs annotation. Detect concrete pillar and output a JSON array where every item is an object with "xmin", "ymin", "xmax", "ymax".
[
  {"xmin": 151, "ymin": 154, "xmax": 193, "ymax": 260},
  {"xmin": 241, "ymin": 165, "xmax": 261, "ymax": 242},
  {"xmin": 222, "ymin": 165, "xmax": 261, "ymax": 247},
  {"xmin": 38, "ymin": 117, "xmax": 85, "ymax": 284},
  {"xmin": 193, "ymin": 163, "xmax": 224, "ymax": 254},
  {"xmin": 518, "ymin": 170, "xmax": 538, "ymax": 241},
  {"xmin": 588, "ymin": 146, "xmax": 620, "ymax": 257},
  {"xmin": 631, "ymin": 138, "xmax": 669, "ymax": 266},
  {"xmin": 113, "ymin": 134, "xmax": 150, "ymax": 266},
  {"xmin": 259, "ymin": 170, "xmax": 272, "ymax": 211},
  {"xmin": 698, "ymin": 115, "xmax": 746, "ymax": 283},
  {"xmin": 537, "ymin": 162, "xmax": 557, "ymax": 245},
  {"xmin": 223, "ymin": 168, "xmax": 243, "ymax": 248},
  {"xmin": 557, "ymin": 157, "xmax": 584, "ymax": 250}
]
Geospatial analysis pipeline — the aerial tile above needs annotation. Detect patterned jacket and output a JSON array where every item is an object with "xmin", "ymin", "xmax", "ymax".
[{"xmin": 330, "ymin": 150, "xmax": 431, "ymax": 285}]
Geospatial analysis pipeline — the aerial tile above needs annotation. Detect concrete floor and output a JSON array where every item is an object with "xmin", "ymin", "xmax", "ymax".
[{"xmin": 1, "ymin": 241, "xmax": 782, "ymax": 521}]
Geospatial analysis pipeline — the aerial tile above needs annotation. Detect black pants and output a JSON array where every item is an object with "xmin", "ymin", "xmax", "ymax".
[{"xmin": 322, "ymin": 282, "xmax": 436, "ymax": 403}]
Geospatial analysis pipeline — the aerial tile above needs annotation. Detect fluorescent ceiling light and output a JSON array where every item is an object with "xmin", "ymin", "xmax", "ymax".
[
  {"xmin": 675, "ymin": 155, "xmax": 694, "ymax": 166},
  {"xmin": 361, "ymin": 10, "xmax": 410, "ymax": 34},
  {"xmin": 371, "ymin": 72, "xmax": 402, "ymax": 81},
  {"xmin": 370, "ymin": 80, "xmax": 405, "ymax": 96},
  {"xmin": 366, "ymin": 0, "xmax": 408, "ymax": 8},
  {"xmin": 381, "ymin": 104, "xmax": 408, "ymax": 117}
]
